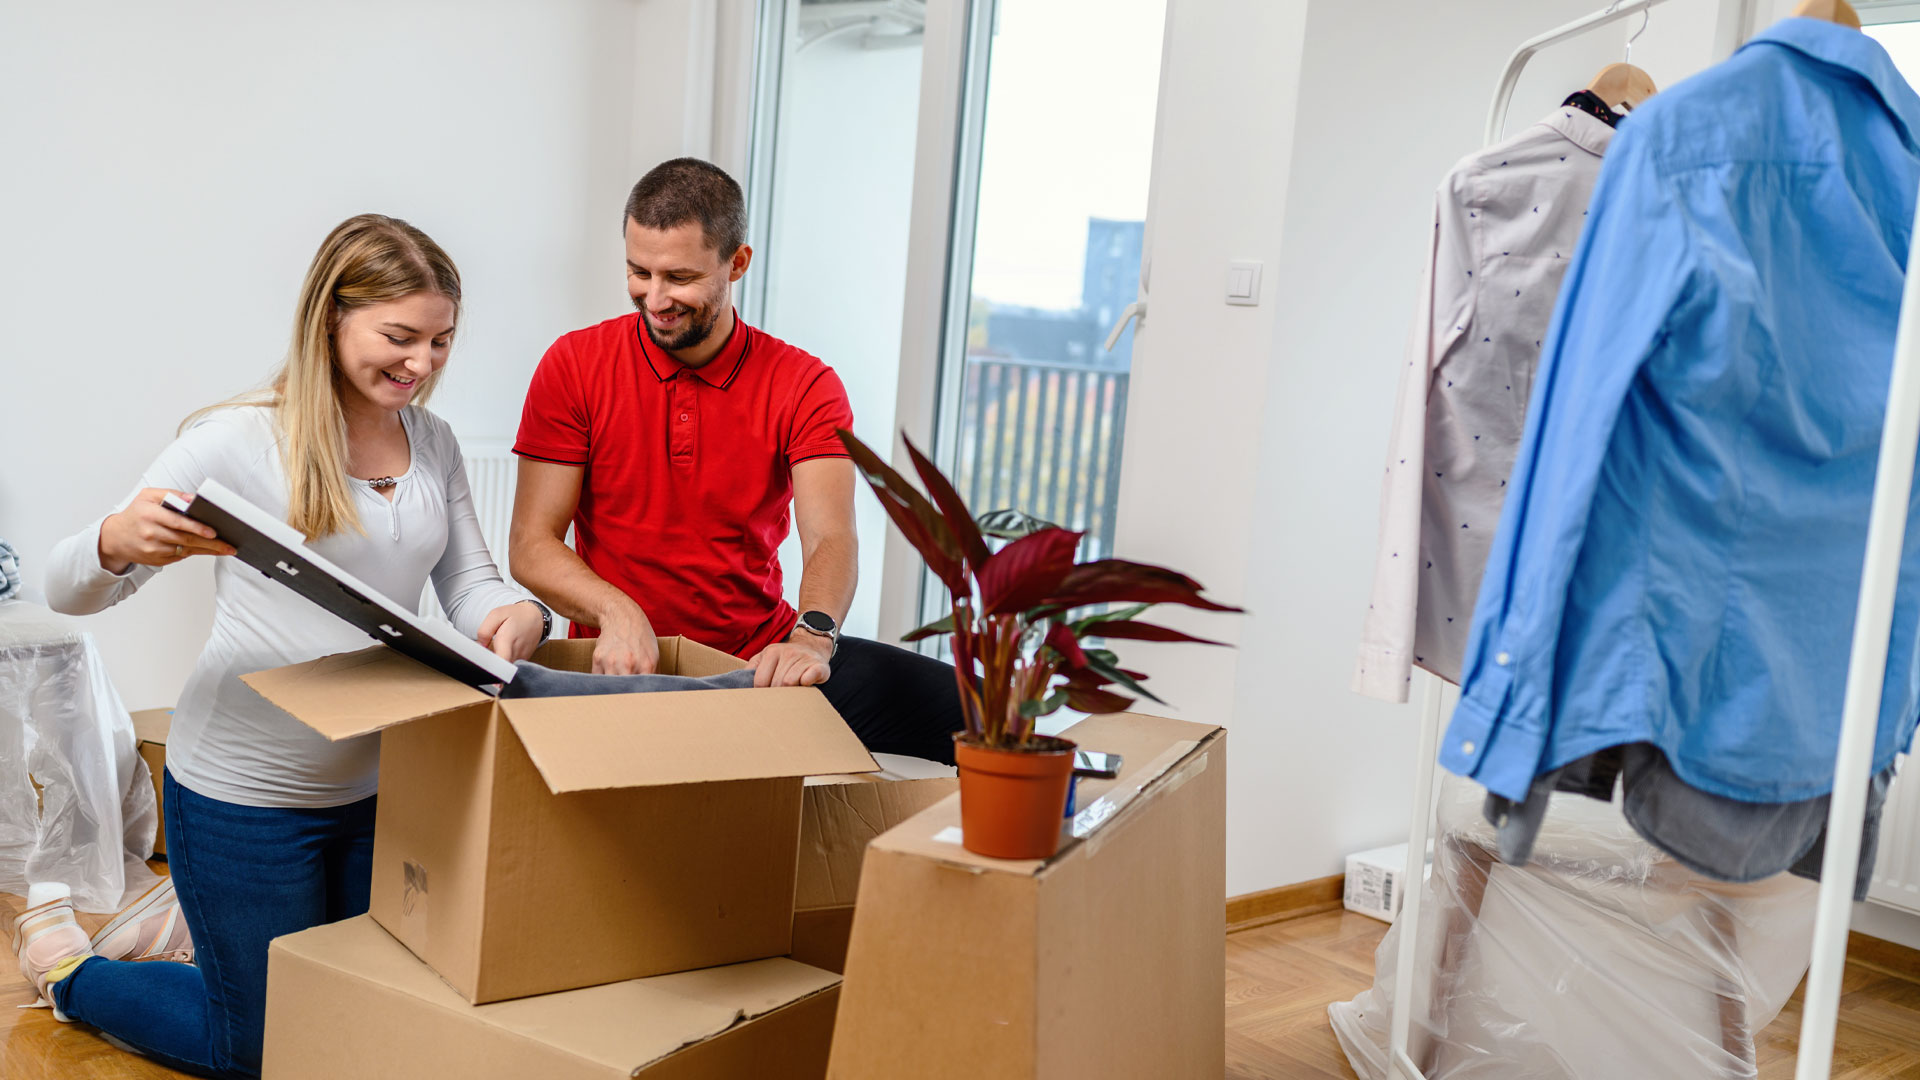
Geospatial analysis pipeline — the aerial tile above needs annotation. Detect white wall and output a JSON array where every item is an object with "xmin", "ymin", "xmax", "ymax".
[
  {"xmin": 0, "ymin": 0, "xmax": 695, "ymax": 711},
  {"xmin": 761, "ymin": 32, "xmax": 925, "ymax": 640},
  {"xmin": 1113, "ymin": 0, "xmax": 1723, "ymax": 898}
]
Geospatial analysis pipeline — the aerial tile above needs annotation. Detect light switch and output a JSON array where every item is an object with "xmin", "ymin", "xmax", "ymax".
[{"xmin": 1226, "ymin": 260, "xmax": 1262, "ymax": 306}]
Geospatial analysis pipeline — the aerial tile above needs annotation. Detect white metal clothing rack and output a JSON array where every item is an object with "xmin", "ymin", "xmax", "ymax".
[{"xmin": 1385, "ymin": 4, "xmax": 1906, "ymax": 1078}]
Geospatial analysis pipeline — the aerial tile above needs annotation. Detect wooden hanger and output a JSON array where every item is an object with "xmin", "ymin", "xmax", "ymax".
[
  {"xmin": 1792, "ymin": 0, "xmax": 1863, "ymax": 28},
  {"xmin": 1587, "ymin": 63, "xmax": 1659, "ymax": 113}
]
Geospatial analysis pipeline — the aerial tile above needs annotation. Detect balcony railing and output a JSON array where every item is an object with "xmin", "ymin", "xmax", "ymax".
[{"xmin": 952, "ymin": 354, "xmax": 1131, "ymax": 561}]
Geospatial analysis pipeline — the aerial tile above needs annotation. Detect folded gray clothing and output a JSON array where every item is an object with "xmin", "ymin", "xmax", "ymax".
[
  {"xmin": 1487, "ymin": 741, "xmax": 1896, "ymax": 901},
  {"xmin": 0, "ymin": 540, "xmax": 18, "ymax": 601},
  {"xmin": 498, "ymin": 661, "xmax": 759, "ymax": 698}
]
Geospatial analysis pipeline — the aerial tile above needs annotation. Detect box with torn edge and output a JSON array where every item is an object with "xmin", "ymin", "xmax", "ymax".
[
  {"xmin": 264, "ymin": 915, "xmax": 840, "ymax": 1080},
  {"xmin": 791, "ymin": 759, "xmax": 957, "ymax": 973},
  {"xmin": 826, "ymin": 712, "xmax": 1226, "ymax": 1080},
  {"xmin": 244, "ymin": 636, "xmax": 877, "ymax": 1004}
]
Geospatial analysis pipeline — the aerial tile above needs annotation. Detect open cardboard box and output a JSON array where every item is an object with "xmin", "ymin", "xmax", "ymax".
[
  {"xmin": 792, "ymin": 756, "xmax": 958, "ymax": 973},
  {"xmin": 243, "ymin": 637, "xmax": 876, "ymax": 1004},
  {"xmin": 826, "ymin": 713, "xmax": 1226, "ymax": 1079},
  {"xmin": 264, "ymin": 915, "xmax": 840, "ymax": 1080}
]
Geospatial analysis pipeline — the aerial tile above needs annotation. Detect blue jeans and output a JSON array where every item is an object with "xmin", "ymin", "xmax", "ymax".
[{"xmin": 51, "ymin": 770, "xmax": 376, "ymax": 1079}]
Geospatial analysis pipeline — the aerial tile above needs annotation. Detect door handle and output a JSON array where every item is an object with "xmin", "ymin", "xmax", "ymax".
[{"xmin": 1104, "ymin": 300, "xmax": 1146, "ymax": 352}]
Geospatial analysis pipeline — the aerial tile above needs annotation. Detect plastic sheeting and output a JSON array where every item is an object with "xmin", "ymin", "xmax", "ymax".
[
  {"xmin": 0, "ymin": 602, "xmax": 159, "ymax": 912},
  {"xmin": 1330, "ymin": 773, "xmax": 1820, "ymax": 1080}
]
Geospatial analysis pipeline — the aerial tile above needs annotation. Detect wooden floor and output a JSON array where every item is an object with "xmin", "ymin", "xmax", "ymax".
[
  {"xmin": 0, "ymin": 874, "xmax": 189, "ymax": 1080},
  {"xmin": 1227, "ymin": 909, "xmax": 1920, "ymax": 1080},
  {"xmin": 0, "ymin": 885, "xmax": 1915, "ymax": 1078}
]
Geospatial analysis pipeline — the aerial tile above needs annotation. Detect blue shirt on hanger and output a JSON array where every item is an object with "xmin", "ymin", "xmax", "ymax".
[{"xmin": 1446, "ymin": 17, "xmax": 1920, "ymax": 804}]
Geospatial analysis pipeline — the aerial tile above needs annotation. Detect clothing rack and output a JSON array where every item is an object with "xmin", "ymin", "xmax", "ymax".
[
  {"xmin": 1384, "ymin": 3, "xmax": 1900, "ymax": 1078},
  {"xmin": 1484, "ymin": 0, "xmax": 1672, "ymax": 145}
]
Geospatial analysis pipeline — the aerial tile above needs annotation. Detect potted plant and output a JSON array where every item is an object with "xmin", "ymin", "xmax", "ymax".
[{"xmin": 837, "ymin": 429, "xmax": 1240, "ymax": 859}]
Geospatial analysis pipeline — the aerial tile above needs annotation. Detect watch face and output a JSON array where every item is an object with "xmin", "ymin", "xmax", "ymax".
[{"xmin": 802, "ymin": 611, "xmax": 836, "ymax": 634}]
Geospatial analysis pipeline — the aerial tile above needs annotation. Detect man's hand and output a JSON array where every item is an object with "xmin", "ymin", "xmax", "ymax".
[
  {"xmin": 593, "ymin": 609, "xmax": 661, "ymax": 675},
  {"xmin": 750, "ymin": 633, "xmax": 833, "ymax": 688}
]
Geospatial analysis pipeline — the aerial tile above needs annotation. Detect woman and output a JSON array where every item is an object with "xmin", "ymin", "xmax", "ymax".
[{"xmin": 29, "ymin": 214, "xmax": 546, "ymax": 1079}]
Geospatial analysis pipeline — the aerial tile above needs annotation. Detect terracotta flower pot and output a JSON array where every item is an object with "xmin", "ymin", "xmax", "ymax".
[{"xmin": 953, "ymin": 733, "xmax": 1078, "ymax": 859}]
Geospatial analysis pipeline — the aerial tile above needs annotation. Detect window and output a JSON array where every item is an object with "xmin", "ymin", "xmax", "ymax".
[
  {"xmin": 934, "ymin": 0, "xmax": 1165, "ymax": 577},
  {"xmin": 746, "ymin": 0, "xmax": 929, "ymax": 640},
  {"xmin": 746, "ymin": 0, "xmax": 1170, "ymax": 644}
]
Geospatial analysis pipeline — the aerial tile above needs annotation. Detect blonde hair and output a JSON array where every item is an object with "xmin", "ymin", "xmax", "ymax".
[{"xmin": 187, "ymin": 214, "xmax": 461, "ymax": 539}]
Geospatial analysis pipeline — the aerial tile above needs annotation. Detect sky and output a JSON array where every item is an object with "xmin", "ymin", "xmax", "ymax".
[{"xmin": 966, "ymin": 0, "xmax": 1167, "ymax": 312}]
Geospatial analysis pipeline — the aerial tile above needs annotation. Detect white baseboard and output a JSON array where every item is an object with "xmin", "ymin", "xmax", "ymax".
[{"xmin": 1853, "ymin": 899, "xmax": 1920, "ymax": 951}]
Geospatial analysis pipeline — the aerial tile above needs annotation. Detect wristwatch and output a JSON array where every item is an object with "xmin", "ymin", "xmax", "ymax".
[
  {"xmin": 525, "ymin": 599, "xmax": 554, "ymax": 645},
  {"xmin": 795, "ymin": 610, "xmax": 839, "ymax": 659}
]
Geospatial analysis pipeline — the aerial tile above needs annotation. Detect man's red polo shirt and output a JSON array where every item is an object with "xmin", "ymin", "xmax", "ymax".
[{"xmin": 514, "ymin": 312, "xmax": 853, "ymax": 658}]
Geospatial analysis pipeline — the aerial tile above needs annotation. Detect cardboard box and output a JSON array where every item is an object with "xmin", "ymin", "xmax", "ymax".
[
  {"xmin": 264, "ymin": 915, "xmax": 840, "ymax": 1080},
  {"xmin": 792, "ymin": 756, "xmax": 957, "ymax": 972},
  {"xmin": 243, "ymin": 637, "xmax": 876, "ymax": 1004},
  {"xmin": 129, "ymin": 708, "xmax": 171, "ymax": 857},
  {"xmin": 827, "ymin": 713, "xmax": 1226, "ymax": 1080}
]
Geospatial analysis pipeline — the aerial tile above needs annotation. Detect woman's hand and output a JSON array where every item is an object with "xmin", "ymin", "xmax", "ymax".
[
  {"xmin": 479, "ymin": 600, "xmax": 546, "ymax": 663},
  {"xmin": 98, "ymin": 489, "xmax": 236, "ymax": 574}
]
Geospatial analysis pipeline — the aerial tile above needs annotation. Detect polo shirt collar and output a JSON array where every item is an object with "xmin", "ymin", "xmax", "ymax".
[
  {"xmin": 637, "ymin": 309, "xmax": 751, "ymax": 389},
  {"xmin": 1748, "ymin": 17, "xmax": 1920, "ymax": 152}
]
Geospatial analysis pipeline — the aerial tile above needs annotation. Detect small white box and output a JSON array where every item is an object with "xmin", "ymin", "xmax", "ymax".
[{"xmin": 1344, "ymin": 841, "xmax": 1433, "ymax": 923}]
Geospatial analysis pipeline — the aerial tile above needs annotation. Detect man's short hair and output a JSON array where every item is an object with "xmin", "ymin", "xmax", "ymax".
[{"xmin": 624, "ymin": 158, "xmax": 746, "ymax": 256}]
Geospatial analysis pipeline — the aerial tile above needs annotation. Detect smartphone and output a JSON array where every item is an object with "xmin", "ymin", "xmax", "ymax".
[{"xmin": 1072, "ymin": 750, "xmax": 1122, "ymax": 779}]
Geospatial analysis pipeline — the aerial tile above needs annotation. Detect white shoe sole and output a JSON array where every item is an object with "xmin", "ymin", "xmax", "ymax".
[
  {"xmin": 19, "ymin": 993, "xmax": 72, "ymax": 1023},
  {"xmin": 88, "ymin": 879, "xmax": 178, "ymax": 959}
]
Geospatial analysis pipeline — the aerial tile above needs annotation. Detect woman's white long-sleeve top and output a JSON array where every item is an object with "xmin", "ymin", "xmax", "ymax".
[{"xmin": 47, "ymin": 405, "xmax": 527, "ymax": 807}]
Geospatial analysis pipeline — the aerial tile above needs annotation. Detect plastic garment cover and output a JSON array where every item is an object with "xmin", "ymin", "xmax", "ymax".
[
  {"xmin": 0, "ymin": 603, "xmax": 160, "ymax": 911},
  {"xmin": 0, "ymin": 540, "xmax": 20, "ymax": 601},
  {"xmin": 1330, "ymin": 773, "xmax": 1819, "ymax": 1080}
]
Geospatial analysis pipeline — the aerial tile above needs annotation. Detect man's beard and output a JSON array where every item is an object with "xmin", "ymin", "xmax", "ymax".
[{"xmin": 635, "ymin": 295, "xmax": 722, "ymax": 353}]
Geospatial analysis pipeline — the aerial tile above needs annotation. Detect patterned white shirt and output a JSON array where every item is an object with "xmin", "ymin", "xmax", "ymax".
[{"xmin": 1354, "ymin": 106, "xmax": 1614, "ymax": 702}]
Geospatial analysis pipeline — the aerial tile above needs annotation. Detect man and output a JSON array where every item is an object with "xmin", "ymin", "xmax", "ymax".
[{"xmin": 510, "ymin": 157, "xmax": 964, "ymax": 763}]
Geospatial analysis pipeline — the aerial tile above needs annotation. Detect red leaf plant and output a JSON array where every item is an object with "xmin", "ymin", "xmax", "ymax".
[{"xmin": 838, "ymin": 429, "xmax": 1243, "ymax": 750}]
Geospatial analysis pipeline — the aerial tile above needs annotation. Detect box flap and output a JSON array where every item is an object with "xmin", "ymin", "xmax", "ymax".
[
  {"xmin": 804, "ymin": 752, "xmax": 957, "ymax": 786},
  {"xmin": 673, "ymin": 636, "xmax": 750, "ymax": 677},
  {"xmin": 243, "ymin": 647, "xmax": 492, "ymax": 741},
  {"xmin": 529, "ymin": 638, "xmax": 597, "ymax": 673},
  {"xmin": 270, "ymin": 915, "xmax": 837, "ymax": 1073},
  {"xmin": 870, "ymin": 712, "xmax": 1222, "ymax": 874},
  {"xmin": 497, "ymin": 688, "xmax": 876, "ymax": 793},
  {"xmin": 527, "ymin": 636, "xmax": 747, "ymax": 677}
]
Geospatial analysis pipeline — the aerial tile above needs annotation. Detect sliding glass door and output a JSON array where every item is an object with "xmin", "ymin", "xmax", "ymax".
[{"xmin": 748, "ymin": 0, "xmax": 1171, "ymax": 645}]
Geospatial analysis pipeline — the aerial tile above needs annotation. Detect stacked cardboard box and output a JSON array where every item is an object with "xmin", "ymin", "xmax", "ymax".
[
  {"xmin": 827, "ymin": 712, "xmax": 1227, "ymax": 1079},
  {"xmin": 265, "ymin": 916, "xmax": 841, "ymax": 1079},
  {"xmin": 255, "ymin": 637, "xmax": 876, "ymax": 1078}
]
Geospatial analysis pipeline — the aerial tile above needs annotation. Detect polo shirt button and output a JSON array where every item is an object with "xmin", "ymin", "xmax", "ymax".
[
  {"xmin": 1495, "ymin": 652, "xmax": 1511, "ymax": 666},
  {"xmin": 680, "ymin": 413, "xmax": 689, "ymax": 421},
  {"xmin": 1461, "ymin": 741, "xmax": 1476, "ymax": 755}
]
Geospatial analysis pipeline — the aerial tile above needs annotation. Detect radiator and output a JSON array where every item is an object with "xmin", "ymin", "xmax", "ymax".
[
  {"xmin": 460, "ymin": 439, "xmax": 520, "ymax": 583},
  {"xmin": 418, "ymin": 439, "xmax": 556, "ymax": 629},
  {"xmin": 1869, "ymin": 760, "xmax": 1920, "ymax": 916}
]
